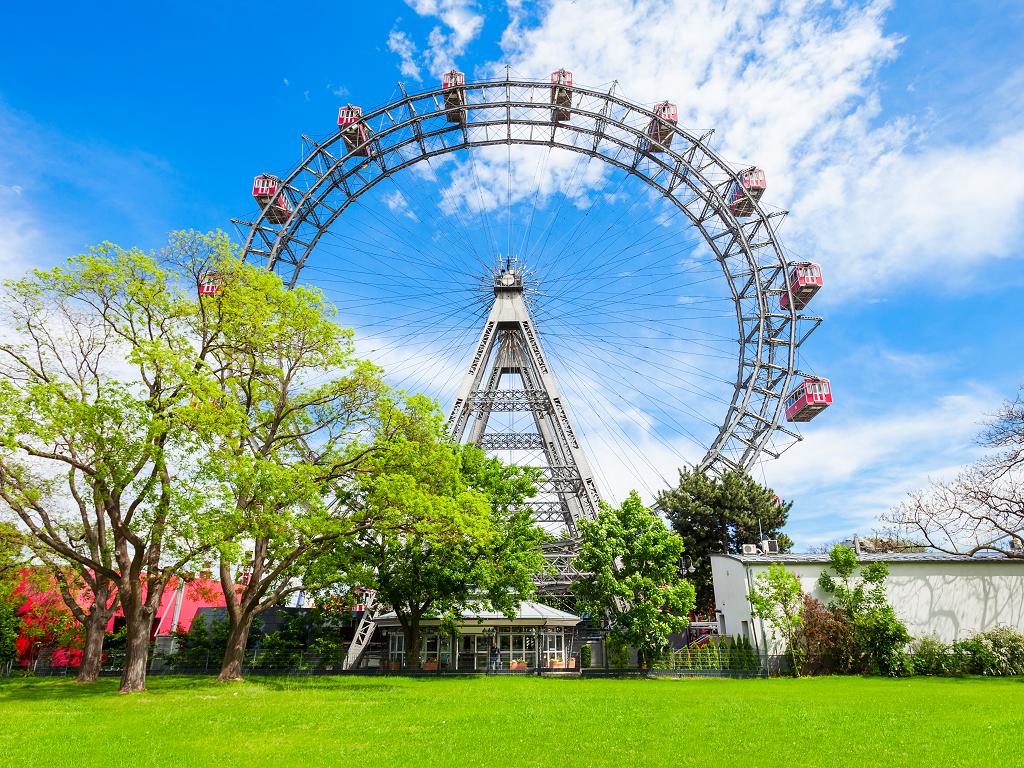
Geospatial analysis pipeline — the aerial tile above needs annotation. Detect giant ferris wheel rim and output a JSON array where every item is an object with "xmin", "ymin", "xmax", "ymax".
[{"xmin": 234, "ymin": 74, "xmax": 820, "ymax": 476}]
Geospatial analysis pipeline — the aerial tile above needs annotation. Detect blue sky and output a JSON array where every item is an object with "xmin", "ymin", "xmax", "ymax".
[{"xmin": 1, "ymin": 1, "xmax": 1022, "ymax": 547}]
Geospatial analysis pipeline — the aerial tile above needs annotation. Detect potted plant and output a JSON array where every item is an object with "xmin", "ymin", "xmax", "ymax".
[
  {"xmin": 422, "ymin": 656, "xmax": 439, "ymax": 671},
  {"xmin": 509, "ymin": 658, "xmax": 527, "ymax": 671},
  {"xmin": 549, "ymin": 654, "xmax": 565, "ymax": 670}
]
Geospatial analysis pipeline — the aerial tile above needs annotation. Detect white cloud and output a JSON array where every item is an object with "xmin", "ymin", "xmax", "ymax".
[
  {"xmin": 437, "ymin": 144, "xmax": 608, "ymax": 217},
  {"xmin": 0, "ymin": 185, "xmax": 42, "ymax": 279},
  {"xmin": 792, "ymin": 130, "xmax": 1024, "ymax": 296},
  {"xmin": 387, "ymin": 28, "xmax": 422, "ymax": 81},
  {"xmin": 390, "ymin": 1, "xmax": 486, "ymax": 81},
  {"xmin": 383, "ymin": 189, "xmax": 420, "ymax": 221},
  {"xmin": 762, "ymin": 390, "xmax": 993, "ymax": 544},
  {"xmin": 471, "ymin": 0, "xmax": 1024, "ymax": 297}
]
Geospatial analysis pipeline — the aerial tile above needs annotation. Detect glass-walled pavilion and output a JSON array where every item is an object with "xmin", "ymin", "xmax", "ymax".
[{"xmin": 372, "ymin": 601, "xmax": 582, "ymax": 671}]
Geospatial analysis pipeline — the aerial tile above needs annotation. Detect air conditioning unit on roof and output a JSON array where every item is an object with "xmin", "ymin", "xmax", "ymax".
[
  {"xmin": 741, "ymin": 543, "xmax": 759, "ymax": 555},
  {"xmin": 761, "ymin": 539, "xmax": 780, "ymax": 555}
]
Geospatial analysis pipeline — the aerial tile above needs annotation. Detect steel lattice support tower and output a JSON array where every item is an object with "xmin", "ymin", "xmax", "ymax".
[
  {"xmin": 447, "ymin": 266, "xmax": 600, "ymax": 562},
  {"xmin": 344, "ymin": 268, "xmax": 595, "ymax": 668}
]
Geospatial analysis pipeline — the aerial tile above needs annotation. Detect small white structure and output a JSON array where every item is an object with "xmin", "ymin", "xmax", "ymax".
[
  {"xmin": 711, "ymin": 552, "xmax": 1024, "ymax": 656},
  {"xmin": 372, "ymin": 600, "xmax": 582, "ymax": 671}
]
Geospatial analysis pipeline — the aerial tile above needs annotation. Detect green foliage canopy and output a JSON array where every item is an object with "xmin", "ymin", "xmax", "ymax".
[
  {"xmin": 748, "ymin": 562, "xmax": 804, "ymax": 674},
  {"xmin": 818, "ymin": 545, "xmax": 910, "ymax": 676},
  {"xmin": 0, "ymin": 235, "xmax": 238, "ymax": 690},
  {"xmin": 0, "ymin": 521, "xmax": 24, "ymax": 666},
  {"xmin": 311, "ymin": 396, "xmax": 545, "ymax": 668},
  {"xmin": 658, "ymin": 468, "xmax": 792, "ymax": 609},
  {"xmin": 574, "ymin": 490, "xmax": 696, "ymax": 666},
  {"xmin": 166, "ymin": 233, "xmax": 387, "ymax": 680}
]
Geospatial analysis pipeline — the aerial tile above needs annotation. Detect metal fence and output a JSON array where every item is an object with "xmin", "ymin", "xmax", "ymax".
[{"xmin": 11, "ymin": 646, "xmax": 783, "ymax": 679}]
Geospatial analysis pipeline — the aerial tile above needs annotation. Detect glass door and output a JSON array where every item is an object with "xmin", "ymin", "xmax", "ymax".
[{"xmin": 475, "ymin": 634, "xmax": 491, "ymax": 671}]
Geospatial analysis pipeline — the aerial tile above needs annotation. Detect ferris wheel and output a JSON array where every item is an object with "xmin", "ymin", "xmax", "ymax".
[{"xmin": 231, "ymin": 69, "xmax": 831, "ymax": 534}]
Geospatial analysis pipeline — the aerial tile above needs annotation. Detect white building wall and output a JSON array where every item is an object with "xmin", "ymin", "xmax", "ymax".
[{"xmin": 711, "ymin": 554, "xmax": 1024, "ymax": 656}]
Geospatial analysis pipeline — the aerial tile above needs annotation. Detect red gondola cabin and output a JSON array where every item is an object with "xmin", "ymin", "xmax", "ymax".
[
  {"xmin": 198, "ymin": 272, "xmax": 224, "ymax": 297},
  {"xmin": 252, "ymin": 174, "xmax": 291, "ymax": 224},
  {"xmin": 784, "ymin": 377, "xmax": 832, "ymax": 422},
  {"xmin": 442, "ymin": 70, "xmax": 467, "ymax": 124},
  {"xmin": 780, "ymin": 262, "xmax": 823, "ymax": 310},
  {"xmin": 727, "ymin": 168, "xmax": 767, "ymax": 217},
  {"xmin": 647, "ymin": 101, "xmax": 678, "ymax": 152},
  {"xmin": 550, "ymin": 69, "xmax": 573, "ymax": 122},
  {"xmin": 338, "ymin": 105, "xmax": 372, "ymax": 156}
]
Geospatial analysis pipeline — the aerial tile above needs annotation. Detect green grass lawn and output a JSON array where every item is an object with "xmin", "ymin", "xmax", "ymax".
[{"xmin": 1, "ymin": 674, "xmax": 1020, "ymax": 767}]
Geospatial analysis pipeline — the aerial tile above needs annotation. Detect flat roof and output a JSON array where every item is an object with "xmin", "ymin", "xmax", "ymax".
[
  {"xmin": 373, "ymin": 600, "xmax": 581, "ymax": 627},
  {"xmin": 714, "ymin": 552, "xmax": 1023, "ymax": 565}
]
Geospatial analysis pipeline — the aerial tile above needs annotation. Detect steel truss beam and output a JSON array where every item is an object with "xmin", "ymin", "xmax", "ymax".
[
  {"xmin": 477, "ymin": 432, "xmax": 545, "ymax": 451},
  {"xmin": 470, "ymin": 389, "xmax": 551, "ymax": 413}
]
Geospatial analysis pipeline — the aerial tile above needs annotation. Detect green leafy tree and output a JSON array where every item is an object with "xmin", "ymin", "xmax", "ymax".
[
  {"xmin": 0, "ymin": 521, "xmax": 21, "ymax": 586},
  {"xmin": 658, "ymin": 468, "xmax": 793, "ymax": 609},
  {"xmin": 0, "ymin": 521, "xmax": 25, "ymax": 668},
  {"xmin": 0, "ymin": 598, "xmax": 18, "ymax": 669},
  {"xmin": 574, "ymin": 491, "xmax": 697, "ymax": 667},
  {"xmin": 312, "ymin": 396, "xmax": 544, "ymax": 669},
  {"xmin": 817, "ymin": 544, "xmax": 890, "ymax": 616},
  {"xmin": 167, "ymin": 242, "xmax": 388, "ymax": 682},
  {"xmin": 748, "ymin": 562, "xmax": 804, "ymax": 675},
  {"xmin": 818, "ymin": 545, "xmax": 910, "ymax": 676},
  {"xmin": 0, "ymin": 234, "xmax": 232, "ymax": 691}
]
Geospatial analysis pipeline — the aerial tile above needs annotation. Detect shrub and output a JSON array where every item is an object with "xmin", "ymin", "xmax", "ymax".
[
  {"xmin": 172, "ymin": 614, "xmax": 231, "ymax": 671},
  {"xmin": 722, "ymin": 636, "xmax": 737, "ymax": 670},
  {"xmin": 953, "ymin": 626, "xmax": 1024, "ymax": 676},
  {"xmin": 727, "ymin": 635, "xmax": 759, "ymax": 671},
  {"xmin": 911, "ymin": 637, "xmax": 957, "ymax": 676},
  {"xmin": 857, "ymin": 605, "xmax": 912, "ymax": 677},
  {"xmin": 703, "ymin": 641, "xmax": 721, "ymax": 670},
  {"xmin": 580, "ymin": 643, "xmax": 592, "ymax": 669},
  {"xmin": 817, "ymin": 545, "xmax": 911, "ymax": 677},
  {"xmin": 256, "ymin": 630, "xmax": 303, "ymax": 669},
  {"xmin": 607, "ymin": 638, "xmax": 630, "ymax": 669},
  {"xmin": 311, "ymin": 636, "xmax": 343, "ymax": 670},
  {"xmin": 798, "ymin": 595, "xmax": 865, "ymax": 675},
  {"xmin": 0, "ymin": 595, "xmax": 22, "ymax": 667}
]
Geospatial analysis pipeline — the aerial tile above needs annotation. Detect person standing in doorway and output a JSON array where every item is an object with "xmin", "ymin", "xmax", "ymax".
[{"xmin": 489, "ymin": 641, "xmax": 500, "ymax": 672}]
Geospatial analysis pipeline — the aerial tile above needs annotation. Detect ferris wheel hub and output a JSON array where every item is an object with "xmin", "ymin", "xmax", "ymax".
[{"xmin": 491, "ymin": 257, "xmax": 529, "ymax": 294}]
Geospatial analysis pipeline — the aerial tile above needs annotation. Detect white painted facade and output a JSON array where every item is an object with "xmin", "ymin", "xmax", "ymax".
[{"xmin": 711, "ymin": 553, "xmax": 1024, "ymax": 656}]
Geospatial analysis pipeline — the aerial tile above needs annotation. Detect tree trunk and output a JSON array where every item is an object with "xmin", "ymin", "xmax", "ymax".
[
  {"xmin": 119, "ymin": 619, "xmax": 150, "ymax": 693},
  {"xmin": 403, "ymin": 618, "xmax": 421, "ymax": 670},
  {"xmin": 118, "ymin": 586, "xmax": 154, "ymax": 694},
  {"xmin": 217, "ymin": 612, "xmax": 253, "ymax": 682},
  {"xmin": 75, "ymin": 606, "xmax": 112, "ymax": 683}
]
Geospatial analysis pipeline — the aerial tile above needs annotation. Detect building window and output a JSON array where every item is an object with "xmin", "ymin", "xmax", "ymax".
[{"xmin": 388, "ymin": 633, "xmax": 405, "ymax": 666}]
